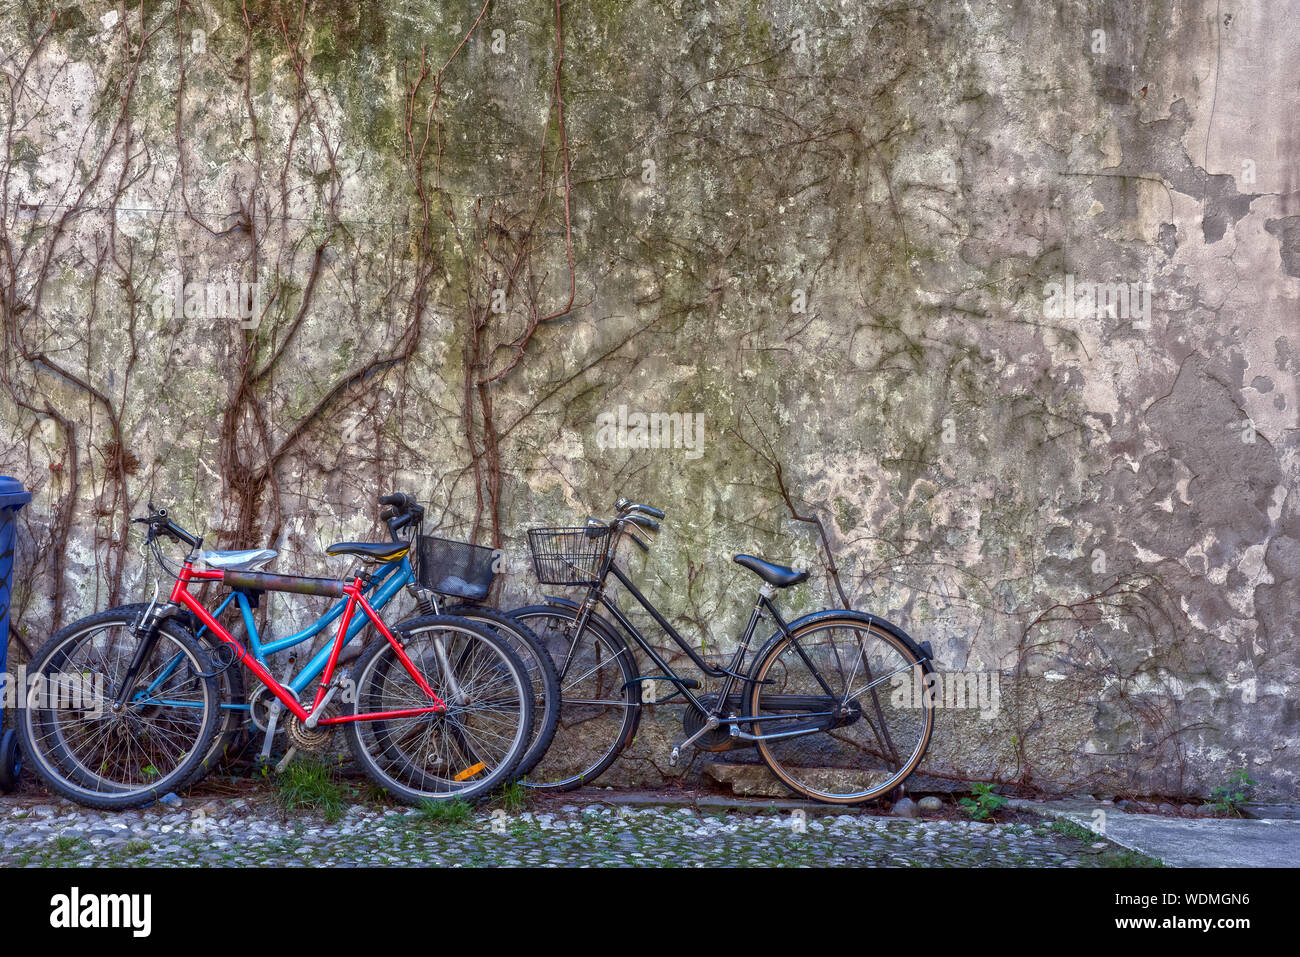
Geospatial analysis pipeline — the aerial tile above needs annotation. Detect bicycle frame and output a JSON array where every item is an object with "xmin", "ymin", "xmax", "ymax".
[
  {"xmin": 121, "ymin": 559, "xmax": 445, "ymax": 726},
  {"xmin": 138, "ymin": 556, "xmax": 414, "ymax": 714},
  {"xmin": 560, "ymin": 534, "xmax": 843, "ymax": 739},
  {"xmin": 205, "ymin": 557, "xmax": 412, "ymax": 699}
]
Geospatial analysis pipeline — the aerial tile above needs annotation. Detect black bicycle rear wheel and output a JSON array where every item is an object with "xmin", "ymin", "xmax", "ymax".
[{"xmin": 747, "ymin": 616, "xmax": 933, "ymax": 804}]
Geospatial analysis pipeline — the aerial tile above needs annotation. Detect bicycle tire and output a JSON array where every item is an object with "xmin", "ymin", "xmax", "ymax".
[
  {"xmin": 18, "ymin": 610, "xmax": 221, "ymax": 810},
  {"xmin": 746, "ymin": 614, "xmax": 934, "ymax": 805},
  {"xmin": 343, "ymin": 615, "xmax": 534, "ymax": 804},
  {"xmin": 508, "ymin": 603, "xmax": 641, "ymax": 791},
  {"xmin": 441, "ymin": 603, "xmax": 561, "ymax": 779}
]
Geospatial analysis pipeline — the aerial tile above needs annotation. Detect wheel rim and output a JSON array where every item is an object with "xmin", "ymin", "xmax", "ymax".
[
  {"xmin": 350, "ymin": 624, "xmax": 528, "ymax": 797},
  {"xmin": 24, "ymin": 621, "xmax": 213, "ymax": 799},
  {"xmin": 514, "ymin": 610, "xmax": 635, "ymax": 789},
  {"xmin": 456, "ymin": 613, "xmax": 552, "ymax": 764},
  {"xmin": 752, "ymin": 622, "xmax": 932, "ymax": 803}
]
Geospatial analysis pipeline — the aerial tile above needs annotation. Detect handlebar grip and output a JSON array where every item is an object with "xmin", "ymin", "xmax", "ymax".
[
  {"xmin": 166, "ymin": 521, "xmax": 200, "ymax": 549},
  {"xmin": 638, "ymin": 505, "xmax": 665, "ymax": 520},
  {"xmin": 626, "ymin": 514, "xmax": 660, "ymax": 533},
  {"xmin": 378, "ymin": 492, "xmax": 411, "ymax": 508},
  {"xmin": 133, "ymin": 505, "xmax": 198, "ymax": 549}
]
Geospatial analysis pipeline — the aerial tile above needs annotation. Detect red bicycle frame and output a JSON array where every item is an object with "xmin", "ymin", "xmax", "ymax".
[{"xmin": 170, "ymin": 561, "xmax": 445, "ymax": 725}]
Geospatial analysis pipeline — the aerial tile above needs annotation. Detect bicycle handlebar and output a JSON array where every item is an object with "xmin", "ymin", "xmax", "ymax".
[
  {"xmin": 587, "ymin": 503, "xmax": 661, "ymax": 557},
  {"xmin": 132, "ymin": 504, "xmax": 201, "ymax": 550},
  {"xmin": 614, "ymin": 498, "xmax": 665, "ymax": 521},
  {"xmin": 624, "ymin": 513, "xmax": 660, "ymax": 533},
  {"xmin": 378, "ymin": 492, "xmax": 424, "ymax": 540}
]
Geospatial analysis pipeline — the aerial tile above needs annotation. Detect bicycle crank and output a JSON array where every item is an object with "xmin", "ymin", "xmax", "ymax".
[{"xmin": 680, "ymin": 694, "xmax": 750, "ymax": 752}]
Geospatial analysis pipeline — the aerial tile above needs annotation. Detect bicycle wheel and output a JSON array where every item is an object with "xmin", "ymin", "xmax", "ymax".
[
  {"xmin": 115, "ymin": 603, "xmax": 247, "ymax": 770},
  {"xmin": 442, "ymin": 604, "xmax": 560, "ymax": 779},
  {"xmin": 344, "ymin": 615, "xmax": 533, "ymax": 804},
  {"xmin": 747, "ymin": 615, "xmax": 933, "ymax": 804},
  {"xmin": 18, "ymin": 609, "xmax": 221, "ymax": 809},
  {"xmin": 508, "ymin": 603, "xmax": 640, "ymax": 790}
]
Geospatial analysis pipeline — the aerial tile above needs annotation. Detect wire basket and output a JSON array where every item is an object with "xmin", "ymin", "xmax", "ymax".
[
  {"xmin": 526, "ymin": 527, "xmax": 610, "ymax": 585},
  {"xmin": 415, "ymin": 535, "xmax": 497, "ymax": 601}
]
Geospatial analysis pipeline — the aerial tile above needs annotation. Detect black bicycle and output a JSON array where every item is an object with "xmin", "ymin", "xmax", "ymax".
[{"xmin": 511, "ymin": 498, "xmax": 937, "ymax": 805}]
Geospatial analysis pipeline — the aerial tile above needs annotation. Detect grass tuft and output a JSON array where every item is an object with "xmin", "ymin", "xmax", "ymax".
[
  {"xmin": 417, "ymin": 798, "xmax": 473, "ymax": 827},
  {"xmin": 494, "ymin": 780, "xmax": 530, "ymax": 813},
  {"xmin": 275, "ymin": 757, "xmax": 349, "ymax": 823}
]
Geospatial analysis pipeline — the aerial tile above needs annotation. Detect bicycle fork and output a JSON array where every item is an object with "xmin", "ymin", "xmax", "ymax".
[{"xmin": 109, "ymin": 585, "xmax": 169, "ymax": 714}]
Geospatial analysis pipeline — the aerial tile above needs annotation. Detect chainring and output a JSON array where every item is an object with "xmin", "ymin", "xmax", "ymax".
[
  {"xmin": 285, "ymin": 705, "xmax": 339, "ymax": 753},
  {"xmin": 248, "ymin": 684, "xmax": 296, "ymax": 733},
  {"xmin": 681, "ymin": 694, "xmax": 736, "ymax": 752}
]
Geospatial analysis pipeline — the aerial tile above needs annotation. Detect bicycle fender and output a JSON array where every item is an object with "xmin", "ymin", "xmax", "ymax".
[
  {"xmin": 755, "ymin": 609, "xmax": 936, "ymax": 676},
  {"xmin": 537, "ymin": 595, "xmax": 639, "ymax": 667}
]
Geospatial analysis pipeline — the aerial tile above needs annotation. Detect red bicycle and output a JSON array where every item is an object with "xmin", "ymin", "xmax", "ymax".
[{"xmin": 19, "ymin": 504, "xmax": 535, "ymax": 809}]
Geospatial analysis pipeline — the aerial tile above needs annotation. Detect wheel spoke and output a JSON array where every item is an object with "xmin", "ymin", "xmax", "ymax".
[{"xmin": 511, "ymin": 610, "xmax": 637, "ymax": 790}]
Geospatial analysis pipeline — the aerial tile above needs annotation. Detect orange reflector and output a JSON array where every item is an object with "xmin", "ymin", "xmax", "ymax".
[{"xmin": 453, "ymin": 762, "xmax": 486, "ymax": 782}]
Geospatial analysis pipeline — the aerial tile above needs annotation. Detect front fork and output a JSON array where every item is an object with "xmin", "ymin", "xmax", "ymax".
[
  {"xmin": 109, "ymin": 601, "xmax": 170, "ymax": 713},
  {"xmin": 410, "ymin": 587, "xmax": 467, "ymax": 705}
]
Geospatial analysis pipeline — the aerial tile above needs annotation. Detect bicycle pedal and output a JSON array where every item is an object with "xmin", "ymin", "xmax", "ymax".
[{"xmin": 669, "ymin": 746, "xmax": 680, "ymax": 767}]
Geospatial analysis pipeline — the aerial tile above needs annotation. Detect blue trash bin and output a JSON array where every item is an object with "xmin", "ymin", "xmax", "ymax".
[{"xmin": 0, "ymin": 476, "xmax": 32, "ymax": 792}]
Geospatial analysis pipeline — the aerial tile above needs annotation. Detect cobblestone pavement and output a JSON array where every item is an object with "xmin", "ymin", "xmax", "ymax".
[{"xmin": 0, "ymin": 795, "xmax": 1141, "ymax": 867}]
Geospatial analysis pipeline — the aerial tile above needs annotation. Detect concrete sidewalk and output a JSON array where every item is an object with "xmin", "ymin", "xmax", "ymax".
[{"xmin": 1011, "ymin": 799, "xmax": 1300, "ymax": 867}]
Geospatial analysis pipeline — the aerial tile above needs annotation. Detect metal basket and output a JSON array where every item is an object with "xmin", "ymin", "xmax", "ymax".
[
  {"xmin": 526, "ymin": 527, "xmax": 610, "ymax": 585},
  {"xmin": 415, "ymin": 535, "xmax": 497, "ymax": 601}
]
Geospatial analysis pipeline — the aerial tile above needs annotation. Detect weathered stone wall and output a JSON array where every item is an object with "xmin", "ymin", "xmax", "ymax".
[{"xmin": 1, "ymin": 0, "xmax": 1295, "ymax": 799}]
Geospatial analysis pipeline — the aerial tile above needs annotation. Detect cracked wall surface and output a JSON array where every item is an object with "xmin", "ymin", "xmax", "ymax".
[{"xmin": 0, "ymin": 0, "xmax": 1296, "ymax": 799}]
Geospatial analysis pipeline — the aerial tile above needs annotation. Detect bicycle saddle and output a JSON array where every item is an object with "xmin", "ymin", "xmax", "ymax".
[
  {"xmin": 733, "ymin": 554, "xmax": 809, "ymax": 587},
  {"xmin": 198, "ymin": 549, "xmax": 277, "ymax": 572},
  {"xmin": 325, "ymin": 541, "xmax": 410, "ymax": 562}
]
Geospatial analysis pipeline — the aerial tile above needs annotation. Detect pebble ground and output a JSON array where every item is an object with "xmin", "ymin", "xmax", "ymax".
[{"xmin": 0, "ymin": 794, "xmax": 1144, "ymax": 867}]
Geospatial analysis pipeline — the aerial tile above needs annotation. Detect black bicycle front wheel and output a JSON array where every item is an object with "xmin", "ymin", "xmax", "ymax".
[
  {"xmin": 508, "ymin": 603, "xmax": 641, "ymax": 791},
  {"xmin": 747, "ymin": 616, "xmax": 934, "ymax": 805},
  {"xmin": 18, "ymin": 610, "xmax": 221, "ymax": 809}
]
